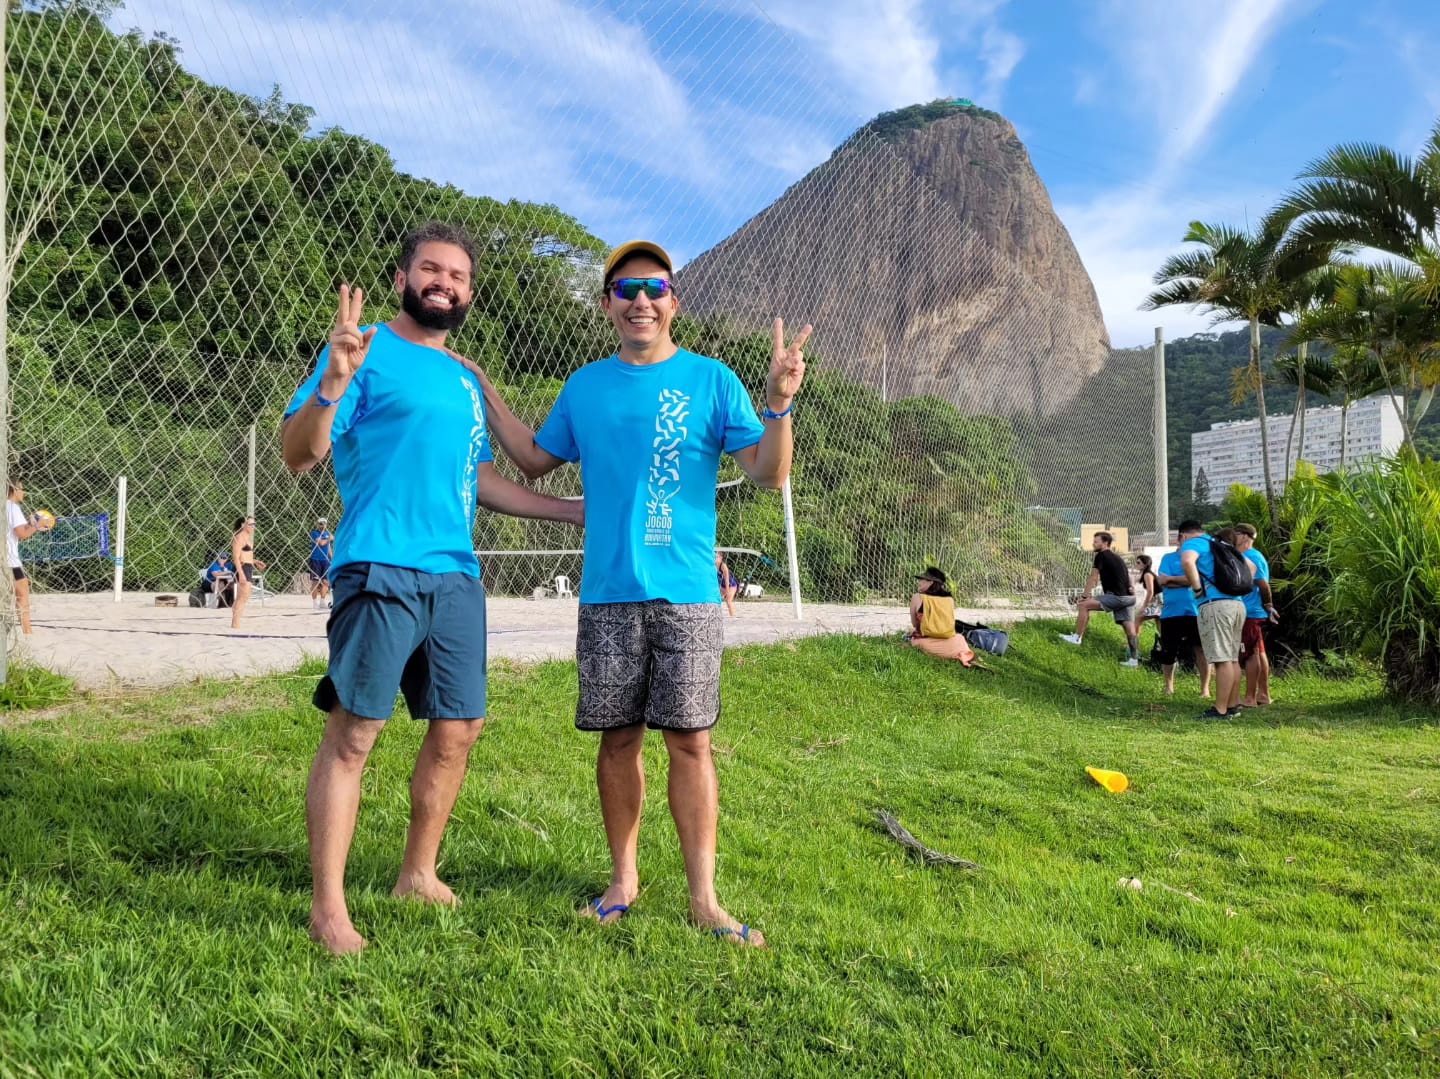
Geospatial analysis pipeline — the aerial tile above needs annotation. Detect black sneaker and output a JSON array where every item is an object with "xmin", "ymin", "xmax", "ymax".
[{"xmin": 1198, "ymin": 707, "xmax": 1232, "ymax": 720}]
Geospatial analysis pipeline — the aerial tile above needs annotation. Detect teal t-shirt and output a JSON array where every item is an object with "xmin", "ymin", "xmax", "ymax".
[
  {"xmin": 1243, "ymin": 548, "xmax": 1270, "ymax": 619},
  {"xmin": 535, "ymin": 349, "xmax": 765, "ymax": 604},
  {"xmin": 1157, "ymin": 550, "xmax": 1196, "ymax": 618},
  {"xmin": 1181, "ymin": 535, "xmax": 1234, "ymax": 604},
  {"xmin": 285, "ymin": 324, "xmax": 493, "ymax": 576}
]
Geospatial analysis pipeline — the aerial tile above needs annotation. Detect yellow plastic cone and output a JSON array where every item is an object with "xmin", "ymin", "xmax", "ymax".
[{"xmin": 1086, "ymin": 766, "xmax": 1129, "ymax": 793}]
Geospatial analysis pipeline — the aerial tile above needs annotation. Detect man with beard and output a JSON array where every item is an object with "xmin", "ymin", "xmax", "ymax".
[
  {"xmin": 282, "ymin": 222, "xmax": 583, "ymax": 955},
  {"xmin": 449, "ymin": 240, "xmax": 809, "ymax": 947}
]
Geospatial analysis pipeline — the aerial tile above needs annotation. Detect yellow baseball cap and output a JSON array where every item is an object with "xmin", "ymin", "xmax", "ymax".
[{"xmin": 603, "ymin": 240, "xmax": 673, "ymax": 281}]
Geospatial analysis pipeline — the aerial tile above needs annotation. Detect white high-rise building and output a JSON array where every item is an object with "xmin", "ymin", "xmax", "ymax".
[{"xmin": 1190, "ymin": 394, "xmax": 1404, "ymax": 497}]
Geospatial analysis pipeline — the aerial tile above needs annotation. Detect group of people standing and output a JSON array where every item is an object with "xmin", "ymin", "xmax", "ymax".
[
  {"xmin": 1061, "ymin": 522, "xmax": 1277, "ymax": 719},
  {"xmin": 280, "ymin": 224, "xmax": 807, "ymax": 954},
  {"xmin": 199, "ymin": 516, "xmax": 332, "ymax": 624}
]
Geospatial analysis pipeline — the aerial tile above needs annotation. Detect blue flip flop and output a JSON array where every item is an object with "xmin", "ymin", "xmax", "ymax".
[
  {"xmin": 712, "ymin": 924, "xmax": 752, "ymax": 943},
  {"xmin": 589, "ymin": 897, "xmax": 629, "ymax": 921}
]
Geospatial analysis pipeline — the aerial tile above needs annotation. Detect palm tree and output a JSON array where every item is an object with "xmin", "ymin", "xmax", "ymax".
[
  {"xmin": 1288, "ymin": 262, "xmax": 1440, "ymax": 447},
  {"xmin": 1145, "ymin": 220, "xmax": 1329, "ymax": 521},
  {"xmin": 1272, "ymin": 350, "xmax": 1335, "ymax": 474},
  {"xmin": 1273, "ymin": 266, "xmax": 1340, "ymax": 483},
  {"xmin": 1272, "ymin": 120, "xmax": 1440, "ymax": 420},
  {"xmin": 1327, "ymin": 348, "xmax": 1387, "ymax": 468},
  {"xmin": 1272, "ymin": 120, "xmax": 1440, "ymax": 280}
]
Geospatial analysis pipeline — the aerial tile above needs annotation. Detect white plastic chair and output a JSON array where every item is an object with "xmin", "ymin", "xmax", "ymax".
[{"xmin": 553, "ymin": 574, "xmax": 574, "ymax": 598}]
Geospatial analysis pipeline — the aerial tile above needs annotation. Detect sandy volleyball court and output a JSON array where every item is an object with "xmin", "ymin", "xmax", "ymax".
[{"xmin": 12, "ymin": 592, "xmax": 1065, "ymax": 691}]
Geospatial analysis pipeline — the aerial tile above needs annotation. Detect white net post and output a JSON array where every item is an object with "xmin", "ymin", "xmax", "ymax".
[
  {"xmin": 781, "ymin": 477, "xmax": 801, "ymax": 620},
  {"xmin": 111, "ymin": 474, "xmax": 126, "ymax": 602}
]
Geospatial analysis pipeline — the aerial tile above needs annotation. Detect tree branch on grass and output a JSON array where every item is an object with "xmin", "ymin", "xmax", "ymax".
[{"xmin": 873, "ymin": 810, "xmax": 984, "ymax": 869}]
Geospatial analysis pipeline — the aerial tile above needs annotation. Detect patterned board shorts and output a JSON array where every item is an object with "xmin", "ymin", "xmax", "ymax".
[{"xmin": 576, "ymin": 601, "xmax": 723, "ymax": 732}]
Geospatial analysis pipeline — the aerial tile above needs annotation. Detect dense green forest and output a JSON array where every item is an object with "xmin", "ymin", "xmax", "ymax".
[{"xmin": 6, "ymin": 3, "xmax": 1093, "ymax": 601}]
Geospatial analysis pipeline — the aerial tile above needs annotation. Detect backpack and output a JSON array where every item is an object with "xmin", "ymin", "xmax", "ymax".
[
  {"xmin": 955, "ymin": 619, "xmax": 1010, "ymax": 656},
  {"xmin": 1206, "ymin": 538, "xmax": 1254, "ymax": 597}
]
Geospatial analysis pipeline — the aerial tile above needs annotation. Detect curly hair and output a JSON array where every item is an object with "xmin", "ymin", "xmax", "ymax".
[{"xmin": 399, "ymin": 221, "xmax": 477, "ymax": 282}]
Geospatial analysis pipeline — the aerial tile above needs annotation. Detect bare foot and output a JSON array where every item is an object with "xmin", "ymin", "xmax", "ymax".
[
  {"xmin": 1241, "ymin": 698, "xmax": 1258, "ymax": 708},
  {"xmin": 692, "ymin": 905, "xmax": 766, "ymax": 948},
  {"xmin": 579, "ymin": 882, "xmax": 636, "ymax": 925},
  {"xmin": 310, "ymin": 911, "xmax": 367, "ymax": 955},
  {"xmin": 1163, "ymin": 686, "xmax": 1175, "ymax": 696},
  {"xmin": 391, "ymin": 871, "xmax": 458, "ymax": 906},
  {"xmin": 1256, "ymin": 696, "xmax": 1272, "ymax": 705}
]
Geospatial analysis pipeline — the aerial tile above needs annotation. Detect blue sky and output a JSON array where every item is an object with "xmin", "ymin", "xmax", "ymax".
[{"xmin": 109, "ymin": 0, "xmax": 1440, "ymax": 348}]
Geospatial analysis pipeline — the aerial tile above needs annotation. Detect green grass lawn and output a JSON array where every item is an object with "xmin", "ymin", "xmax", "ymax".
[{"xmin": 2, "ymin": 620, "xmax": 1438, "ymax": 1077}]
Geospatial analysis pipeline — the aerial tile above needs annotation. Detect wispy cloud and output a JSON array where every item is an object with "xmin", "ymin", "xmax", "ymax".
[
  {"xmin": 751, "ymin": 0, "xmax": 945, "ymax": 117},
  {"xmin": 1049, "ymin": 0, "xmax": 1304, "ymax": 345},
  {"xmin": 1098, "ymin": 0, "xmax": 1297, "ymax": 180}
]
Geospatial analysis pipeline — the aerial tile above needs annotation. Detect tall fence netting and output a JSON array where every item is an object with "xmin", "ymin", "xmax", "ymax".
[{"xmin": 4, "ymin": 0, "xmax": 1154, "ymax": 611}]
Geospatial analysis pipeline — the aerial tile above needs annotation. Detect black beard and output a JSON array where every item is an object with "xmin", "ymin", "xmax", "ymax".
[{"xmin": 401, "ymin": 281, "xmax": 471, "ymax": 331}]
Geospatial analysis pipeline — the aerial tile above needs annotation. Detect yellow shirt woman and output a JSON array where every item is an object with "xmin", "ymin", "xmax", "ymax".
[{"xmin": 908, "ymin": 568, "xmax": 973, "ymax": 666}]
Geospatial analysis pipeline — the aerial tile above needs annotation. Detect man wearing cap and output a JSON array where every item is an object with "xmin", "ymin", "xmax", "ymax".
[
  {"xmin": 908, "ymin": 566, "xmax": 974, "ymax": 664},
  {"xmin": 202, "ymin": 550, "xmax": 236, "ymax": 607},
  {"xmin": 282, "ymin": 221, "xmax": 585, "ymax": 955},
  {"xmin": 451, "ymin": 239, "xmax": 809, "ymax": 947},
  {"xmin": 309, "ymin": 516, "xmax": 334, "ymax": 610}
]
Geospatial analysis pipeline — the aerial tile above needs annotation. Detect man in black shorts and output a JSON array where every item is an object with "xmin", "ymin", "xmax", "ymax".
[
  {"xmin": 1059, "ymin": 530, "xmax": 1142, "ymax": 665},
  {"xmin": 459, "ymin": 240, "xmax": 809, "ymax": 946},
  {"xmin": 1153, "ymin": 519, "xmax": 1211, "ymax": 697}
]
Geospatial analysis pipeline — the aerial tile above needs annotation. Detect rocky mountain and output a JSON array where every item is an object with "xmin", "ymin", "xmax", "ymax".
[{"xmin": 677, "ymin": 100, "xmax": 1111, "ymax": 416}]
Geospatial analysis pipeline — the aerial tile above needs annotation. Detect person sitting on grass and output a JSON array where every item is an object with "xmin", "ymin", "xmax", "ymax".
[
  {"xmin": 907, "ymin": 567, "xmax": 974, "ymax": 666},
  {"xmin": 1059, "ymin": 531, "xmax": 1142, "ymax": 666}
]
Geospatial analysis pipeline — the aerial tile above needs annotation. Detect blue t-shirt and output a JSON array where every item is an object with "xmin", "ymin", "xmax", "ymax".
[
  {"xmin": 310, "ymin": 529, "xmax": 333, "ymax": 562},
  {"xmin": 1181, "ymin": 535, "xmax": 1236, "ymax": 604},
  {"xmin": 204, "ymin": 559, "xmax": 231, "ymax": 584},
  {"xmin": 284, "ymin": 324, "xmax": 493, "ymax": 576},
  {"xmin": 1157, "ymin": 551, "xmax": 1196, "ymax": 618},
  {"xmin": 1243, "ymin": 548, "xmax": 1270, "ymax": 619},
  {"xmin": 535, "ymin": 349, "xmax": 765, "ymax": 604}
]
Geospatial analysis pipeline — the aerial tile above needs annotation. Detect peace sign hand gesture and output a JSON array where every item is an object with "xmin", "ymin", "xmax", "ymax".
[
  {"xmin": 326, "ymin": 284, "xmax": 378, "ymax": 385},
  {"xmin": 766, "ymin": 317, "xmax": 812, "ymax": 412}
]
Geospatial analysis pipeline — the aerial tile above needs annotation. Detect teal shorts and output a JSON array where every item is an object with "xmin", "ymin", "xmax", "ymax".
[{"xmin": 314, "ymin": 562, "xmax": 487, "ymax": 720}]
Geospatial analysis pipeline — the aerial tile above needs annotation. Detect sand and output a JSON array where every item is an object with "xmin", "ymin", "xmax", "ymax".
[{"xmin": 13, "ymin": 591, "xmax": 1063, "ymax": 692}]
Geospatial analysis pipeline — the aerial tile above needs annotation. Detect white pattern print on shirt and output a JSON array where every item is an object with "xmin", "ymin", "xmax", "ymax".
[
  {"xmin": 458, "ymin": 373, "xmax": 487, "ymax": 525},
  {"xmin": 645, "ymin": 388, "xmax": 690, "ymax": 547}
]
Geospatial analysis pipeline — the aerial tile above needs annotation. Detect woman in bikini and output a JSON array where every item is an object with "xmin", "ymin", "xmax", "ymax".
[{"xmin": 230, "ymin": 515, "xmax": 266, "ymax": 629}]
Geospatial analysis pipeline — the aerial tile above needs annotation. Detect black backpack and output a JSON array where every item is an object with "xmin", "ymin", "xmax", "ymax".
[{"xmin": 1205, "ymin": 538, "xmax": 1254, "ymax": 597}]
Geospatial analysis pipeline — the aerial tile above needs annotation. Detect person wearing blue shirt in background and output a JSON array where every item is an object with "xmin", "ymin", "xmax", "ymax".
[
  {"xmin": 1153, "ymin": 519, "xmax": 1211, "ymax": 698},
  {"xmin": 1233, "ymin": 523, "xmax": 1279, "ymax": 709},
  {"xmin": 202, "ymin": 550, "xmax": 235, "ymax": 607},
  {"xmin": 1181, "ymin": 524, "xmax": 1247, "ymax": 719},
  {"xmin": 451, "ymin": 239, "xmax": 809, "ymax": 948},
  {"xmin": 281, "ymin": 222, "xmax": 584, "ymax": 955},
  {"xmin": 308, "ymin": 516, "xmax": 334, "ymax": 611}
]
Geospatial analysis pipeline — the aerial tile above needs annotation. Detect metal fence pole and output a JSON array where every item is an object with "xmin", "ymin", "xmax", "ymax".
[
  {"xmin": 1154, "ymin": 327, "xmax": 1169, "ymax": 545},
  {"xmin": 1, "ymin": 9, "xmax": 11, "ymax": 685},
  {"xmin": 246, "ymin": 423, "xmax": 257, "ymax": 520}
]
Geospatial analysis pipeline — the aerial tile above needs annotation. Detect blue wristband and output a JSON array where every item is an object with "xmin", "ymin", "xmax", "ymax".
[
  {"xmin": 761, "ymin": 402, "xmax": 794, "ymax": 420},
  {"xmin": 313, "ymin": 387, "xmax": 341, "ymax": 408}
]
